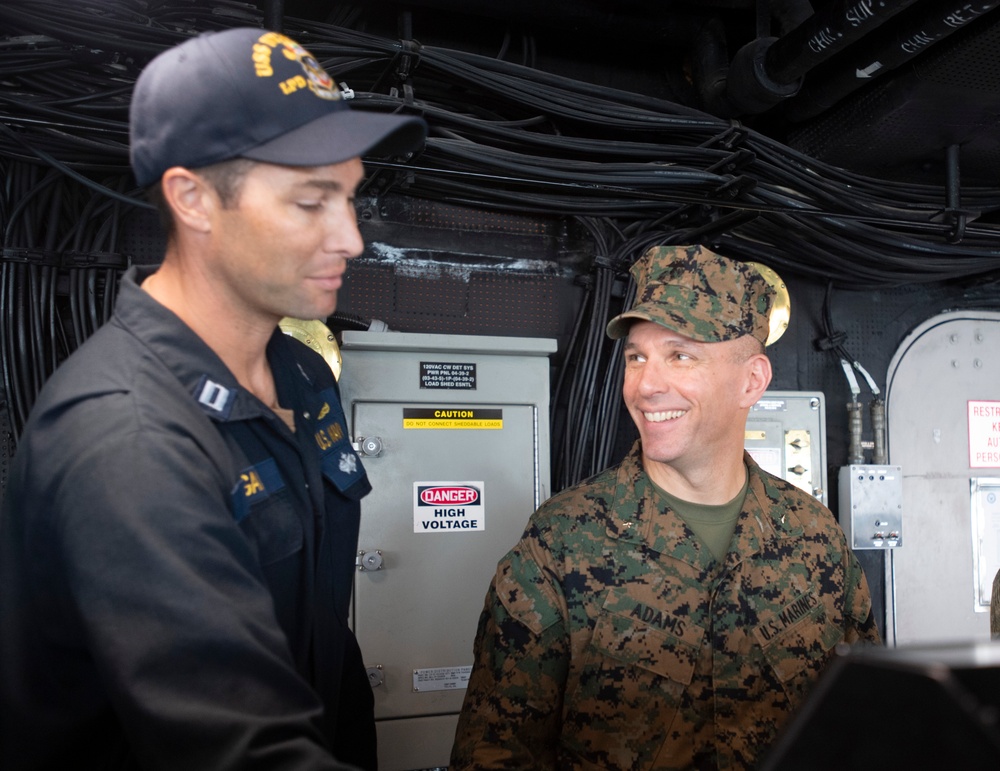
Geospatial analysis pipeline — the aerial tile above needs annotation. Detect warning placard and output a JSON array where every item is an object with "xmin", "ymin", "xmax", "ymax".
[
  {"xmin": 969, "ymin": 400, "xmax": 1000, "ymax": 468},
  {"xmin": 420, "ymin": 361, "xmax": 477, "ymax": 390},
  {"xmin": 414, "ymin": 481, "xmax": 485, "ymax": 533},
  {"xmin": 403, "ymin": 407, "xmax": 503, "ymax": 430},
  {"xmin": 413, "ymin": 665, "xmax": 472, "ymax": 692}
]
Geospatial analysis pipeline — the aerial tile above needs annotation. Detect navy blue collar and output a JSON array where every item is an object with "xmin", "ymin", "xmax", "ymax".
[{"xmin": 114, "ymin": 265, "xmax": 309, "ymax": 423}]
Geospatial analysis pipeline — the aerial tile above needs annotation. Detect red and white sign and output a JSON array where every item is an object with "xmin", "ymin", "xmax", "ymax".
[
  {"xmin": 968, "ymin": 400, "xmax": 1000, "ymax": 468},
  {"xmin": 413, "ymin": 481, "xmax": 485, "ymax": 533}
]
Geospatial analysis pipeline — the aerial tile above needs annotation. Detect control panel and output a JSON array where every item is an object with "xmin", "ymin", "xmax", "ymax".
[
  {"xmin": 747, "ymin": 391, "xmax": 828, "ymax": 505},
  {"xmin": 839, "ymin": 465, "xmax": 903, "ymax": 549}
]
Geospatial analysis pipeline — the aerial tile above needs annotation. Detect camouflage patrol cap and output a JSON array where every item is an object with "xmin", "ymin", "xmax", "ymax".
[{"xmin": 606, "ymin": 244, "xmax": 774, "ymax": 345}]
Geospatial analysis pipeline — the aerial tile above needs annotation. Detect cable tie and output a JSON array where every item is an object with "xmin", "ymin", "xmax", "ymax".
[
  {"xmin": 395, "ymin": 38, "xmax": 422, "ymax": 84},
  {"xmin": 68, "ymin": 45, "xmax": 119, "ymax": 66},
  {"xmin": 705, "ymin": 148, "xmax": 756, "ymax": 175},
  {"xmin": 62, "ymin": 250, "xmax": 129, "ymax": 269},
  {"xmin": 690, "ymin": 209, "xmax": 760, "ymax": 238},
  {"xmin": 699, "ymin": 120, "xmax": 748, "ymax": 151},
  {"xmin": 711, "ymin": 175, "xmax": 756, "ymax": 200},
  {"xmin": 610, "ymin": 276, "xmax": 632, "ymax": 300},
  {"xmin": 590, "ymin": 252, "xmax": 616, "ymax": 269},
  {"xmin": 339, "ymin": 82, "xmax": 355, "ymax": 100},
  {"xmin": 1, "ymin": 246, "xmax": 60, "ymax": 266},
  {"xmin": 946, "ymin": 208, "xmax": 968, "ymax": 245},
  {"xmin": 928, "ymin": 206, "xmax": 981, "ymax": 225},
  {"xmin": 813, "ymin": 331, "xmax": 846, "ymax": 351}
]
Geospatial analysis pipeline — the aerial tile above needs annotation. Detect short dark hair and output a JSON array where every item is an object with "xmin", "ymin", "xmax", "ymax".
[
  {"xmin": 145, "ymin": 157, "xmax": 256, "ymax": 237},
  {"xmin": 730, "ymin": 333, "xmax": 766, "ymax": 362}
]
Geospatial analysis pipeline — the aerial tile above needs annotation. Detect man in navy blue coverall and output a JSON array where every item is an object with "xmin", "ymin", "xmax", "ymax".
[{"xmin": 0, "ymin": 27, "xmax": 425, "ymax": 770}]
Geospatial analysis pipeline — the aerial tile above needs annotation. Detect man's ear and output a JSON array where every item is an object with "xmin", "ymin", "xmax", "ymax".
[
  {"xmin": 161, "ymin": 167, "xmax": 214, "ymax": 234},
  {"xmin": 740, "ymin": 352, "xmax": 773, "ymax": 409}
]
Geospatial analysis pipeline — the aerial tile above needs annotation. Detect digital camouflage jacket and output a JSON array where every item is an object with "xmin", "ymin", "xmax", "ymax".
[{"xmin": 451, "ymin": 441, "xmax": 880, "ymax": 770}]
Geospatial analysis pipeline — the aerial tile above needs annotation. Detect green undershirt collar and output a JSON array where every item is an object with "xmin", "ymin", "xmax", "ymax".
[{"xmin": 651, "ymin": 467, "xmax": 749, "ymax": 562}]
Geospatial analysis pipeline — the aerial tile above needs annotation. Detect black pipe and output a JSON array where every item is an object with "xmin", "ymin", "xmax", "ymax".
[
  {"xmin": 725, "ymin": 36, "xmax": 802, "ymax": 114},
  {"xmin": 723, "ymin": 0, "xmax": 926, "ymax": 115},
  {"xmin": 691, "ymin": 0, "xmax": 813, "ymax": 116},
  {"xmin": 264, "ymin": 0, "xmax": 284, "ymax": 32},
  {"xmin": 766, "ymin": 0, "xmax": 922, "ymax": 85},
  {"xmin": 945, "ymin": 143, "xmax": 967, "ymax": 243},
  {"xmin": 784, "ymin": 0, "xmax": 1000, "ymax": 120},
  {"xmin": 691, "ymin": 16, "xmax": 735, "ymax": 116}
]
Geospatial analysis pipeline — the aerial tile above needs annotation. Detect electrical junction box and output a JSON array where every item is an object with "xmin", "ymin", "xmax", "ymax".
[
  {"xmin": 337, "ymin": 330, "xmax": 556, "ymax": 771},
  {"xmin": 746, "ymin": 391, "xmax": 828, "ymax": 506},
  {"xmin": 839, "ymin": 465, "xmax": 903, "ymax": 550}
]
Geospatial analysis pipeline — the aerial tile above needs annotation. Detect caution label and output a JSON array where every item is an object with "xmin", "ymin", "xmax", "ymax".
[
  {"xmin": 414, "ymin": 481, "xmax": 485, "ymax": 533},
  {"xmin": 413, "ymin": 665, "xmax": 472, "ymax": 692},
  {"xmin": 403, "ymin": 407, "xmax": 503, "ymax": 430}
]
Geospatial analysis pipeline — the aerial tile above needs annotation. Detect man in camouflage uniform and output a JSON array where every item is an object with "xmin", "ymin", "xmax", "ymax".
[{"xmin": 450, "ymin": 245, "xmax": 880, "ymax": 770}]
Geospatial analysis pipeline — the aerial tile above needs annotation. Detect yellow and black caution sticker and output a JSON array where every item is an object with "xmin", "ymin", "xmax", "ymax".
[{"xmin": 403, "ymin": 407, "xmax": 503, "ymax": 429}]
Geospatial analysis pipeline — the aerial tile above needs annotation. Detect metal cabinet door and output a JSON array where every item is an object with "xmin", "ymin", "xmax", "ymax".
[{"xmin": 351, "ymin": 399, "xmax": 541, "ymax": 720}]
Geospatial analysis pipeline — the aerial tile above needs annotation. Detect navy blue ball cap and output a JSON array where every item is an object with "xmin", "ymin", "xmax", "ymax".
[{"xmin": 129, "ymin": 27, "xmax": 427, "ymax": 187}]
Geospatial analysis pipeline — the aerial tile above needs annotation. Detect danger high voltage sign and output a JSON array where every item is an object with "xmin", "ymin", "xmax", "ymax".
[{"xmin": 413, "ymin": 482, "xmax": 486, "ymax": 533}]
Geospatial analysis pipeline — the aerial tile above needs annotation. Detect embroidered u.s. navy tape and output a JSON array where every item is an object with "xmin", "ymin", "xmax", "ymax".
[
  {"xmin": 310, "ymin": 388, "xmax": 366, "ymax": 493},
  {"xmin": 230, "ymin": 457, "xmax": 286, "ymax": 523}
]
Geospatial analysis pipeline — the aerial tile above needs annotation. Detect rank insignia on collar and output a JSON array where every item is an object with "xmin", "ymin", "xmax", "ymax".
[{"xmin": 194, "ymin": 376, "xmax": 236, "ymax": 419}]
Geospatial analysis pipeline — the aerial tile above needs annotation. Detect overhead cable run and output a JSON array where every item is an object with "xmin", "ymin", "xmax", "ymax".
[
  {"xmin": 2, "ymin": 1, "xmax": 1000, "ymax": 285},
  {"xmin": 4, "ymin": 0, "xmax": 1000, "ymax": 474}
]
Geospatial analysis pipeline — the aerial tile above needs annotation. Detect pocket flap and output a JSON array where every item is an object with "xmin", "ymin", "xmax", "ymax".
[
  {"xmin": 591, "ymin": 592, "xmax": 702, "ymax": 685},
  {"xmin": 753, "ymin": 592, "xmax": 844, "ymax": 682}
]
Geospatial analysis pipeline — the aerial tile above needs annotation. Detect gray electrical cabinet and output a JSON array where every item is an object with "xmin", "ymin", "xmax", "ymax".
[
  {"xmin": 338, "ymin": 331, "xmax": 556, "ymax": 771},
  {"xmin": 746, "ymin": 391, "xmax": 828, "ymax": 505}
]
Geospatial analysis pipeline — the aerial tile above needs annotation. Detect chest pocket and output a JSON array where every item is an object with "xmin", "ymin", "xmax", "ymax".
[
  {"xmin": 230, "ymin": 457, "xmax": 303, "ymax": 566},
  {"xmin": 591, "ymin": 588, "xmax": 702, "ymax": 685},
  {"xmin": 753, "ymin": 590, "xmax": 844, "ymax": 698},
  {"xmin": 561, "ymin": 589, "xmax": 706, "ymax": 769}
]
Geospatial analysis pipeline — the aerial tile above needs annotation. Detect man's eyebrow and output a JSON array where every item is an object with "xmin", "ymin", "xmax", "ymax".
[
  {"xmin": 295, "ymin": 179, "xmax": 348, "ymax": 192},
  {"xmin": 624, "ymin": 336, "xmax": 701, "ymax": 351},
  {"xmin": 297, "ymin": 173, "xmax": 367, "ymax": 190}
]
